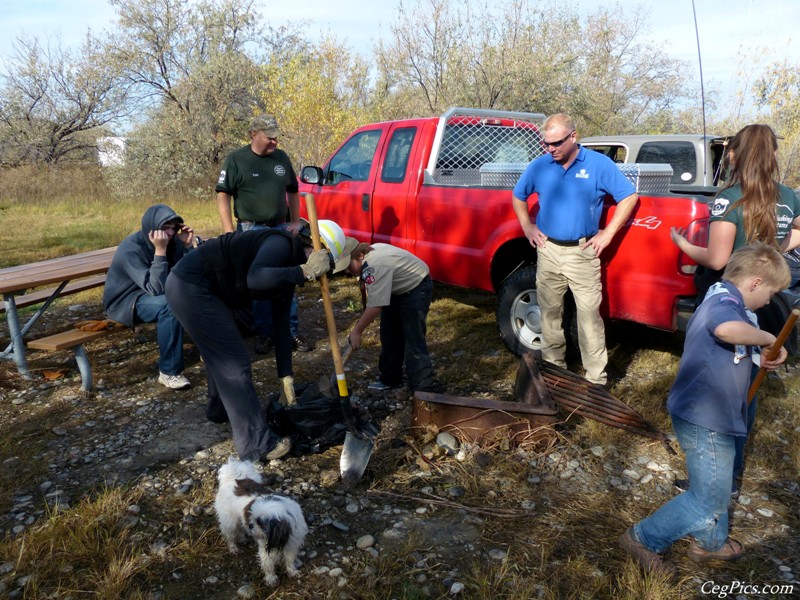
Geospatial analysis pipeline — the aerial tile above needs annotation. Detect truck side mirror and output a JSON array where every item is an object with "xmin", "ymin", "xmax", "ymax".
[{"xmin": 301, "ymin": 166, "xmax": 324, "ymax": 185}]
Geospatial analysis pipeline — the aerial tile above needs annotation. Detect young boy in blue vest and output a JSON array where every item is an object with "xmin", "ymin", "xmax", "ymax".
[{"xmin": 619, "ymin": 242, "xmax": 790, "ymax": 575}]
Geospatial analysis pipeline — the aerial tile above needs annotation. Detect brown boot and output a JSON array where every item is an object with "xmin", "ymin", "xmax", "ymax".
[
  {"xmin": 619, "ymin": 528, "xmax": 675, "ymax": 576},
  {"xmin": 687, "ymin": 538, "xmax": 742, "ymax": 562}
]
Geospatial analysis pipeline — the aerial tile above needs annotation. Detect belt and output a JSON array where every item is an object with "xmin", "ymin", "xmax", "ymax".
[
  {"xmin": 239, "ymin": 218, "xmax": 285, "ymax": 227},
  {"xmin": 547, "ymin": 235, "xmax": 592, "ymax": 247}
]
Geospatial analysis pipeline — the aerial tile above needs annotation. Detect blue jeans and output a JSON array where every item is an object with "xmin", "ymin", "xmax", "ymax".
[
  {"xmin": 732, "ymin": 363, "xmax": 760, "ymax": 487},
  {"xmin": 237, "ymin": 221, "xmax": 299, "ymax": 337},
  {"xmin": 134, "ymin": 293, "xmax": 184, "ymax": 375},
  {"xmin": 634, "ymin": 415, "xmax": 737, "ymax": 553}
]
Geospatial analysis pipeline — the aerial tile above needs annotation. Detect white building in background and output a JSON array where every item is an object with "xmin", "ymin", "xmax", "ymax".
[{"xmin": 97, "ymin": 136, "xmax": 127, "ymax": 166}]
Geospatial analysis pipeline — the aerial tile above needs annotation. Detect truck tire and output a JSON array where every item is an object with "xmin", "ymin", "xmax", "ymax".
[
  {"xmin": 756, "ymin": 290, "xmax": 799, "ymax": 355},
  {"xmin": 496, "ymin": 265, "xmax": 579, "ymax": 356},
  {"xmin": 496, "ymin": 266, "xmax": 543, "ymax": 355}
]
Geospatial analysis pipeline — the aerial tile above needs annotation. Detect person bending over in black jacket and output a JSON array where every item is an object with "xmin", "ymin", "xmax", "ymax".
[{"xmin": 165, "ymin": 220, "xmax": 347, "ymax": 462}]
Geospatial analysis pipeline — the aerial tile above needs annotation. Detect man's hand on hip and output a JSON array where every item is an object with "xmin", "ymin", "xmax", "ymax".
[
  {"xmin": 524, "ymin": 223, "xmax": 547, "ymax": 248},
  {"xmin": 582, "ymin": 229, "xmax": 614, "ymax": 256}
]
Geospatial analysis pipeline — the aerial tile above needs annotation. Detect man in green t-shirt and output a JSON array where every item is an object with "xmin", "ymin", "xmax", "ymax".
[{"xmin": 215, "ymin": 115, "xmax": 314, "ymax": 353}]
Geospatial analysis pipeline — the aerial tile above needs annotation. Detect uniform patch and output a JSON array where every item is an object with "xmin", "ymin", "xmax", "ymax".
[
  {"xmin": 217, "ymin": 170, "xmax": 226, "ymax": 184},
  {"xmin": 717, "ymin": 294, "xmax": 741, "ymax": 307},
  {"xmin": 362, "ymin": 265, "xmax": 375, "ymax": 286},
  {"xmin": 274, "ymin": 165, "xmax": 286, "ymax": 176},
  {"xmin": 575, "ymin": 169, "xmax": 589, "ymax": 179},
  {"xmin": 711, "ymin": 197, "xmax": 730, "ymax": 217}
]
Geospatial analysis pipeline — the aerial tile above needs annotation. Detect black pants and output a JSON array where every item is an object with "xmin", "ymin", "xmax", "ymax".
[
  {"xmin": 378, "ymin": 276, "xmax": 437, "ymax": 391},
  {"xmin": 165, "ymin": 274, "xmax": 280, "ymax": 461}
]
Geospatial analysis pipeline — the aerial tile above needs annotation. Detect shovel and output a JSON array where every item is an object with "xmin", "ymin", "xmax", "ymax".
[
  {"xmin": 304, "ymin": 193, "xmax": 376, "ymax": 488},
  {"xmin": 300, "ymin": 342, "xmax": 354, "ymax": 403},
  {"xmin": 747, "ymin": 307, "xmax": 800, "ymax": 403}
]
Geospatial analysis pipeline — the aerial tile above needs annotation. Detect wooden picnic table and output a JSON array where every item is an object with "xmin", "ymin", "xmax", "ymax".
[{"xmin": 0, "ymin": 246, "xmax": 117, "ymax": 382}]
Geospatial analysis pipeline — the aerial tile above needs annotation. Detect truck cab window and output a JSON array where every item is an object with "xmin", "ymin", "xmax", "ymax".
[
  {"xmin": 326, "ymin": 130, "xmax": 382, "ymax": 184},
  {"xmin": 382, "ymin": 127, "xmax": 416, "ymax": 183}
]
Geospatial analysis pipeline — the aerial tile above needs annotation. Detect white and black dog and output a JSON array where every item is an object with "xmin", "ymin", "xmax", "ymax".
[{"xmin": 215, "ymin": 457, "xmax": 308, "ymax": 587}]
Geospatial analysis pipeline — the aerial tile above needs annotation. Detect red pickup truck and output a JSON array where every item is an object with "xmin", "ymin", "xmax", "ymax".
[{"xmin": 298, "ymin": 107, "xmax": 709, "ymax": 354}]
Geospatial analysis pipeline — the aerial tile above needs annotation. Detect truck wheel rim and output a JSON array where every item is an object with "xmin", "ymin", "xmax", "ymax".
[{"xmin": 510, "ymin": 289, "xmax": 543, "ymax": 350}]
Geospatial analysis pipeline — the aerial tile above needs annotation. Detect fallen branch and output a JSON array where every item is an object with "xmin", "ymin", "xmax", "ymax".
[{"xmin": 367, "ymin": 489, "xmax": 534, "ymax": 518}]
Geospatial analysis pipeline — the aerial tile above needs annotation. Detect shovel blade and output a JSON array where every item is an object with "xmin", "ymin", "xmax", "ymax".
[{"xmin": 340, "ymin": 432, "xmax": 374, "ymax": 489}]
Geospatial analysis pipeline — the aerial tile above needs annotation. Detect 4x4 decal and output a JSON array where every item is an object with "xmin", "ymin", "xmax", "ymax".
[{"xmin": 629, "ymin": 215, "xmax": 662, "ymax": 230}]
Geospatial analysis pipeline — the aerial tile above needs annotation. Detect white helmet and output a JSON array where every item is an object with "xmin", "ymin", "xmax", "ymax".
[{"xmin": 318, "ymin": 220, "xmax": 348, "ymax": 261}]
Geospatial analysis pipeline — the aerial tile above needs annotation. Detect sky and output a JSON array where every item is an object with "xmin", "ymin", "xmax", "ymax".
[{"xmin": 0, "ymin": 0, "xmax": 798, "ymax": 116}]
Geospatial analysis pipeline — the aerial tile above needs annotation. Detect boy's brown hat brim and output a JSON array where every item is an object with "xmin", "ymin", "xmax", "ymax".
[{"xmin": 333, "ymin": 237, "xmax": 359, "ymax": 274}]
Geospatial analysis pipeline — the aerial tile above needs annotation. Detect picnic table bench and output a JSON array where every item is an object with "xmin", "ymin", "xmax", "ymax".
[{"xmin": 0, "ymin": 247, "xmax": 118, "ymax": 390}]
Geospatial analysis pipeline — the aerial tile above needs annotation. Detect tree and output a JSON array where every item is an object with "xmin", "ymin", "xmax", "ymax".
[
  {"xmin": 566, "ymin": 4, "xmax": 693, "ymax": 134},
  {"xmin": 754, "ymin": 59, "xmax": 800, "ymax": 188},
  {"xmin": 374, "ymin": 0, "xmax": 693, "ymax": 131},
  {"xmin": 258, "ymin": 37, "xmax": 377, "ymax": 168},
  {"xmin": 105, "ymin": 0, "xmax": 303, "ymax": 195},
  {"xmin": 0, "ymin": 35, "xmax": 128, "ymax": 166}
]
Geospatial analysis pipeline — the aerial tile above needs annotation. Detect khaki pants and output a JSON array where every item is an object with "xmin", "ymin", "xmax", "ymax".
[{"xmin": 536, "ymin": 241, "xmax": 607, "ymax": 385}]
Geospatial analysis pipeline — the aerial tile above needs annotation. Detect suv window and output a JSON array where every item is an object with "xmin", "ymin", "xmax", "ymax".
[
  {"xmin": 382, "ymin": 127, "xmax": 416, "ymax": 183},
  {"xmin": 637, "ymin": 141, "xmax": 696, "ymax": 184},
  {"xmin": 326, "ymin": 130, "xmax": 382, "ymax": 184},
  {"xmin": 585, "ymin": 144, "xmax": 628, "ymax": 163}
]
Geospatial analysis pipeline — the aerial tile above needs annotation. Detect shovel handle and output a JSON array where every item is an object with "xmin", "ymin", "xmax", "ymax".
[
  {"xmin": 747, "ymin": 307, "xmax": 800, "ymax": 404},
  {"xmin": 305, "ymin": 193, "xmax": 349, "ymax": 397}
]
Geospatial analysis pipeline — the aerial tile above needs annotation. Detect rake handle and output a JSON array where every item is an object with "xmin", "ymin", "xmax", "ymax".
[
  {"xmin": 305, "ymin": 193, "xmax": 349, "ymax": 398},
  {"xmin": 747, "ymin": 307, "xmax": 800, "ymax": 404}
]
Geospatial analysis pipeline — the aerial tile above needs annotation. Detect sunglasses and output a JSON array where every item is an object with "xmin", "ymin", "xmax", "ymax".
[{"xmin": 543, "ymin": 130, "xmax": 575, "ymax": 149}]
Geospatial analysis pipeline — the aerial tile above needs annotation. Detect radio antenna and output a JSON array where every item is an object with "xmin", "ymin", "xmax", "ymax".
[{"xmin": 691, "ymin": 0, "xmax": 708, "ymax": 181}]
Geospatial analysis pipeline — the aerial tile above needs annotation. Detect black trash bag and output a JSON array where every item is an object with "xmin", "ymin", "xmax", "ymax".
[{"xmin": 265, "ymin": 383, "xmax": 350, "ymax": 456}]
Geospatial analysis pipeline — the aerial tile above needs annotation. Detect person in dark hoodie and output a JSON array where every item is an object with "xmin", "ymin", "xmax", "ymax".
[
  {"xmin": 103, "ymin": 204, "xmax": 195, "ymax": 390},
  {"xmin": 165, "ymin": 219, "xmax": 348, "ymax": 462}
]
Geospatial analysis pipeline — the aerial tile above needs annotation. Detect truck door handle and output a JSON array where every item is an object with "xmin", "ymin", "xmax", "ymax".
[{"xmin": 362, "ymin": 193, "xmax": 370, "ymax": 211}]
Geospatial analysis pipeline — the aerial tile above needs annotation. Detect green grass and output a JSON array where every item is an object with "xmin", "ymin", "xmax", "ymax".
[{"xmin": 0, "ymin": 164, "xmax": 221, "ymax": 267}]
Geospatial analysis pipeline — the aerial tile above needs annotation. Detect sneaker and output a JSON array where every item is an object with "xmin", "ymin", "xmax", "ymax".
[
  {"xmin": 158, "ymin": 372, "xmax": 191, "ymax": 390},
  {"xmin": 291, "ymin": 334, "xmax": 315, "ymax": 352},
  {"xmin": 367, "ymin": 380, "xmax": 400, "ymax": 392},
  {"xmin": 687, "ymin": 538, "xmax": 743, "ymax": 562},
  {"xmin": 619, "ymin": 527, "xmax": 675, "ymax": 577},
  {"xmin": 265, "ymin": 436, "xmax": 292, "ymax": 460},
  {"xmin": 255, "ymin": 336, "xmax": 273, "ymax": 355}
]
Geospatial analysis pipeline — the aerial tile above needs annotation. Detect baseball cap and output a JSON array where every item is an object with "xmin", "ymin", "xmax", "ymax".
[{"xmin": 250, "ymin": 114, "xmax": 280, "ymax": 137}]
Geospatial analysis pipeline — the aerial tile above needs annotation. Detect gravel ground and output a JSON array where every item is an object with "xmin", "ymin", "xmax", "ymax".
[{"xmin": 1, "ymin": 299, "xmax": 799, "ymax": 599}]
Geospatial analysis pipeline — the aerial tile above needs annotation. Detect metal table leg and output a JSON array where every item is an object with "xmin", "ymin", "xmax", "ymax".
[
  {"xmin": 3, "ymin": 295, "xmax": 30, "ymax": 379},
  {"xmin": 73, "ymin": 345, "xmax": 93, "ymax": 391}
]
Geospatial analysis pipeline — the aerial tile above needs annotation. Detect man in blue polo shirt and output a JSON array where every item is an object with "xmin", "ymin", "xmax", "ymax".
[{"xmin": 512, "ymin": 114, "xmax": 637, "ymax": 385}]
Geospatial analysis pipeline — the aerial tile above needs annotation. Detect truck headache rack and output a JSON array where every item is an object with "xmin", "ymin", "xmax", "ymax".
[{"xmin": 427, "ymin": 107, "xmax": 546, "ymax": 187}]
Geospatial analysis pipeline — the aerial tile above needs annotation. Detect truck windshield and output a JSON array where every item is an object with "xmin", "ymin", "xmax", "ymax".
[{"xmin": 327, "ymin": 130, "xmax": 382, "ymax": 184}]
